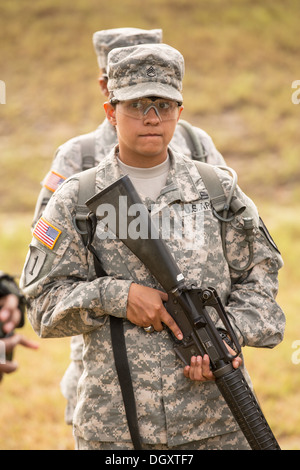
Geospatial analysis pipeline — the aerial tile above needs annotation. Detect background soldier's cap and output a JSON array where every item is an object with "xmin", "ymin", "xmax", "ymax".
[
  {"xmin": 107, "ymin": 43, "xmax": 184, "ymax": 103},
  {"xmin": 93, "ymin": 27, "xmax": 162, "ymax": 69}
]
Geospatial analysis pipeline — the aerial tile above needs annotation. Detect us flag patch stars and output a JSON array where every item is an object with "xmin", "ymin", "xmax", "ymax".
[
  {"xmin": 33, "ymin": 217, "xmax": 61, "ymax": 250},
  {"xmin": 44, "ymin": 170, "xmax": 66, "ymax": 192}
]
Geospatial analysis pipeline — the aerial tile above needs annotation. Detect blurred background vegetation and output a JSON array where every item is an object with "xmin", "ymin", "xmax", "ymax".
[{"xmin": 0, "ymin": 0, "xmax": 299, "ymax": 450}]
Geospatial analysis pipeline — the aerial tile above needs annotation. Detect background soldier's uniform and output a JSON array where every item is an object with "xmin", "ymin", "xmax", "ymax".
[{"xmin": 21, "ymin": 148, "xmax": 285, "ymax": 449}]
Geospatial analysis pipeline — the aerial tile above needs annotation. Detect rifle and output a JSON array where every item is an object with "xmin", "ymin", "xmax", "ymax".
[{"xmin": 86, "ymin": 175, "xmax": 281, "ymax": 451}]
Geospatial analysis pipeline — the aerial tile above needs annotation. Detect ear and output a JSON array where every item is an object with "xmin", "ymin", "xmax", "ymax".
[
  {"xmin": 99, "ymin": 77, "xmax": 109, "ymax": 98},
  {"xmin": 103, "ymin": 101, "xmax": 117, "ymax": 126},
  {"xmin": 177, "ymin": 105, "xmax": 184, "ymax": 121}
]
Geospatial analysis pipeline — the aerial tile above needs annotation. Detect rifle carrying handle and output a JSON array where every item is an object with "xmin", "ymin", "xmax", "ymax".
[{"xmin": 215, "ymin": 366, "xmax": 281, "ymax": 450}]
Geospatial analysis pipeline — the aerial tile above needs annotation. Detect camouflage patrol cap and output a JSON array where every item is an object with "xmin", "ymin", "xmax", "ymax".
[
  {"xmin": 93, "ymin": 28, "xmax": 162, "ymax": 69},
  {"xmin": 107, "ymin": 43, "xmax": 184, "ymax": 103}
]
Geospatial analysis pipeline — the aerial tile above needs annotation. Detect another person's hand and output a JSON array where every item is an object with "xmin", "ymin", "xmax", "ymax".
[
  {"xmin": 0, "ymin": 334, "xmax": 39, "ymax": 382},
  {"xmin": 0, "ymin": 294, "xmax": 23, "ymax": 334}
]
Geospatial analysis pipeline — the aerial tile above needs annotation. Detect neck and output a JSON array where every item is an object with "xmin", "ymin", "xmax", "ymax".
[{"xmin": 117, "ymin": 146, "xmax": 168, "ymax": 168}]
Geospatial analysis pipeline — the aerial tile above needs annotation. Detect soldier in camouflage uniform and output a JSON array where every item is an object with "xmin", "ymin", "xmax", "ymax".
[
  {"xmin": 21, "ymin": 43, "xmax": 285, "ymax": 450},
  {"xmin": 32, "ymin": 27, "xmax": 227, "ymax": 426}
]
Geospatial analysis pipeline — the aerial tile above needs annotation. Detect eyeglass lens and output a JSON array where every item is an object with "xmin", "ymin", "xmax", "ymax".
[{"xmin": 118, "ymin": 99, "xmax": 179, "ymax": 121}]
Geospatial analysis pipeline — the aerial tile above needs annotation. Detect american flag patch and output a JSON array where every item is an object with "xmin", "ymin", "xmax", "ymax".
[
  {"xmin": 33, "ymin": 217, "xmax": 61, "ymax": 250},
  {"xmin": 44, "ymin": 170, "xmax": 66, "ymax": 193}
]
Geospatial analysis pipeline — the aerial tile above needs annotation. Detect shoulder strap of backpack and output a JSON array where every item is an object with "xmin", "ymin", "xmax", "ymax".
[
  {"xmin": 72, "ymin": 132, "xmax": 97, "ymax": 241},
  {"xmin": 177, "ymin": 119, "xmax": 208, "ymax": 163},
  {"xmin": 73, "ymin": 167, "xmax": 97, "ymax": 245},
  {"xmin": 193, "ymin": 161, "xmax": 245, "ymax": 220},
  {"xmin": 193, "ymin": 161, "xmax": 228, "ymax": 215},
  {"xmin": 193, "ymin": 161, "xmax": 257, "ymax": 272},
  {"xmin": 80, "ymin": 133, "xmax": 96, "ymax": 171}
]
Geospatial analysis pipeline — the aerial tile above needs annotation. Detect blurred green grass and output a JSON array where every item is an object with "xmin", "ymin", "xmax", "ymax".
[{"xmin": 0, "ymin": 0, "xmax": 300, "ymax": 450}]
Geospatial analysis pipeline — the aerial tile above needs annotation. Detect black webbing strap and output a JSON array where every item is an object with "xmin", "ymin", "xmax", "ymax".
[
  {"xmin": 110, "ymin": 316, "xmax": 143, "ymax": 450},
  {"xmin": 85, "ymin": 211, "xmax": 143, "ymax": 450}
]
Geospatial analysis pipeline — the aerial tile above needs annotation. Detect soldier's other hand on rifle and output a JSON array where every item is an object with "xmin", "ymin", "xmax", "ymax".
[{"xmin": 183, "ymin": 344, "xmax": 243, "ymax": 382}]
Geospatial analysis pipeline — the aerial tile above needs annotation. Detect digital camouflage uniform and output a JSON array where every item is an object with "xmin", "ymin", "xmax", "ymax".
[
  {"xmin": 21, "ymin": 147, "xmax": 285, "ymax": 448},
  {"xmin": 31, "ymin": 29, "xmax": 225, "ymax": 425},
  {"xmin": 22, "ymin": 43, "xmax": 285, "ymax": 449}
]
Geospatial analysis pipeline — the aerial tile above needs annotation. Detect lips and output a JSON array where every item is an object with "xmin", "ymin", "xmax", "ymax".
[{"xmin": 140, "ymin": 133, "xmax": 162, "ymax": 137}]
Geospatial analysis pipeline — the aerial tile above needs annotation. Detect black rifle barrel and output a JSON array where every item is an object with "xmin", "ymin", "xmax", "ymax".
[{"xmin": 215, "ymin": 365, "xmax": 280, "ymax": 450}]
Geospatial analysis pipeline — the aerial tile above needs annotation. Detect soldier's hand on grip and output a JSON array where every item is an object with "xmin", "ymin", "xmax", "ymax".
[{"xmin": 126, "ymin": 283, "xmax": 183, "ymax": 340}]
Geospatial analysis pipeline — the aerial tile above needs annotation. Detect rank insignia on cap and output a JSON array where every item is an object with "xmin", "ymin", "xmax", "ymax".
[
  {"xmin": 33, "ymin": 217, "xmax": 61, "ymax": 250},
  {"xmin": 44, "ymin": 170, "xmax": 66, "ymax": 193},
  {"xmin": 146, "ymin": 66, "xmax": 156, "ymax": 77}
]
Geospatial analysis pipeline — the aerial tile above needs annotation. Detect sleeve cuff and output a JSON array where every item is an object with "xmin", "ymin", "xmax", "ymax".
[{"xmin": 100, "ymin": 278, "xmax": 133, "ymax": 319}]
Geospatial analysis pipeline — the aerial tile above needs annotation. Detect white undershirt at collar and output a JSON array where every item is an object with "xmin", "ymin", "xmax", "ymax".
[{"xmin": 117, "ymin": 156, "xmax": 170, "ymax": 200}]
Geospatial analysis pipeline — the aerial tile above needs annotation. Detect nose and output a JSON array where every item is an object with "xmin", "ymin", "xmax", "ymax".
[{"xmin": 143, "ymin": 104, "xmax": 162, "ymax": 123}]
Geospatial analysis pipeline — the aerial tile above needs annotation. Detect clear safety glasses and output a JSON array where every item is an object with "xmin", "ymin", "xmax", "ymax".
[{"xmin": 115, "ymin": 98, "xmax": 181, "ymax": 122}]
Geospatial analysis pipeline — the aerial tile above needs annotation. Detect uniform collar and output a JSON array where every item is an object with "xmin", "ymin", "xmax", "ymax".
[
  {"xmin": 95, "ymin": 146, "xmax": 202, "ymax": 206},
  {"xmin": 160, "ymin": 148, "xmax": 202, "ymax": 203}
]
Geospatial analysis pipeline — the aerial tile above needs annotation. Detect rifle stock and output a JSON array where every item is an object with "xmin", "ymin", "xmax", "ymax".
[{"xmin": 86, "ymin": 175, "xmax": 281, "ymax": 451}]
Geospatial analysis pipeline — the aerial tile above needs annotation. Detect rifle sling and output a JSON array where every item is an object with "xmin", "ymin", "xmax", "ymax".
[{"xmin": 110, "ymin": 316, "xmax": 143, "ymax": 450}]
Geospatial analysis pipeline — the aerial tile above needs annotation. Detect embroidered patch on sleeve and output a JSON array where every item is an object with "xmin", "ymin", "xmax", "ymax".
[
  {"xmin": 44, "ymin": 170, "xmax": 66, "ymax": 192},
  {"xmin": 33, "ymin": 217, "xmax": 62, "ymax": 249}
]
